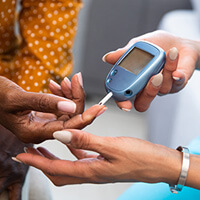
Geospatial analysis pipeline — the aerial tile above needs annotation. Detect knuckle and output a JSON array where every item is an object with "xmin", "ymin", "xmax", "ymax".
[
  {"xmin": 3, "ymin": 92, "xmax": 23, "ymax": 112},
  {"xmin": 73, "ymin": 132, "xmax": 90, "ymax": 150},
  {"xmin": 159, "ymin": 86, "xmax": 170, "ymax": 94},
  {"xmin": 45, "ymin": 160, "xmax": 56, "ymax": 176},
  {"xmin": 38, "ymin": 95, "xmax": 49, "ymax": 111},
  {"xmin": 145, "ymin": 89, "xmax": 157, "ymax": 98}
]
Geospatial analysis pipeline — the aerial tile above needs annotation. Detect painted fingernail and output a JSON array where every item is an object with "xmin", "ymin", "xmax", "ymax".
[
  {"xmin": 102, "ymin": 51, "xmax": 114, "ymax": 62},
  {"xmin": 121, "ymin": 108, "xmax": 131, "ymax": 112},
  {"xmin": 12, "ymin": 157, "xmax": 22, "ymax": 163},
  {"xmin": 64, "ymin": 77, "xmax": 72, "ymax": 89},
  {"xmin": 24, "ymin": 147, "xmax": 28, "ymax": 153},
  {"xmin": 57, "ymin": 101, "xmax": 76, "ymax": 113},
  {"xmin": 53, "ymin": 131, "xmax": 72, "ymax": 144},
  {"xmin": 173, "ymin": 76, "xmax": 180, "ymax": 81},
  {"xmin": 77, "ymin": 72, "xmax": 83, "ymax": 88},
  {"xmin": 169, "ymin": 47, "xmax": 178, "ymax": 61},
  {"xmin": 151, "ymin": 73, "xmax": 163, "ymax": 87},
  {"xmin": 96, "ymin": 107, "xmax": 107, "ymax": 117},
  {"xmin": 50, "ymin": 79, "xmax": 61, "ymax": 89}
]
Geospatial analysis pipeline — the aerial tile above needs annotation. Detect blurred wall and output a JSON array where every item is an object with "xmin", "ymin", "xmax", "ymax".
[{"xmin": 73, "ymin": 0, "xmax": 192, "ymax": 97}]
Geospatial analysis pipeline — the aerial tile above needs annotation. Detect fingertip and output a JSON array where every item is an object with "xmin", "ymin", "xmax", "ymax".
[
  {"xmin": 76, "ymin": 72, "xmax": 83, "ymax": 88},
  {"xmin": 102, "ymin": 51, "xmax": 115, "ymax": 62},
  {"xmin": 151, "ymin": 73, "xmax": 163, "ymax": 87},
  {"xmin": 169, "ymin": 47, "xmax": 178, "ymax": 61},
  {"xmin": 116, "ymin": 100, "xmax": 133, "ymax": 112},
  {"xmin": 85, "ymin": 104, "xmax": 107, "ymax": 118},
  {"xmin": 102, "ymin": 48, "xmax": 126, "ymax": 64},
  {"xmin": 80, "ymin": 104, "xmax": 107, "ymax": 125},
  {"xmin": 12, "ymin": 157, "xmax": 23, "ymax": 163},
  {"xmin": 48, "ymin": 80, "xmax": 63, "ymax": 96},
  {"xmin": 96, "ymin": 106, "xmax": 108, "ymax": 117},
  {"xmin": 49, "ymin": 79, "xmax": 61, "ymax": 89},
  {"xmin": 63, "ymin": 77, "xmax": 72, "ymax": 89},
  {"xmin": 57, "ymin": 100, "xmax": 76, "ymax": 113},
  {"xmin": 172, "ymin": 70, "xmax": 185, "ymax": 81},
  {"xmin": 53, "ymin": 130, "xmax": 72, "ymax": 144}
]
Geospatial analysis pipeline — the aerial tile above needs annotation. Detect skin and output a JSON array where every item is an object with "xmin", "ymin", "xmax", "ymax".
[
  {"xmin": 0, "ymin": 75, "xmax": 106, "ymax": 144},
  {"xmin": 16, "ymin": 129, "xmax": 182, "ymax": 186},
  {"xmin": 0, "ymin": 73, "xmax": 106, "ymax": 199},
  {"xmin": 107, "ymin": 30, "xmax": 200, "ymax": 112},
  {"xmin": 15, "ymin": 31, "xmax": 200, "ymax": 190},
  {"xmin": 16, "ymin": 129, "xmax": 200, "ymax": 190}
]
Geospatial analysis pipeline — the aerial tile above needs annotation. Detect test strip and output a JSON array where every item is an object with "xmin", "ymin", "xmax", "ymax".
[{"xmin": 98, "ymin": 92, "xmax": 113, "ymax": 105}]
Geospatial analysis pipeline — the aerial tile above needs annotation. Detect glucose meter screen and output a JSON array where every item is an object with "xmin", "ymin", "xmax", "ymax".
[{"xmin": 119, "ymin": 47, "xmax": 154, "ymax": 75}]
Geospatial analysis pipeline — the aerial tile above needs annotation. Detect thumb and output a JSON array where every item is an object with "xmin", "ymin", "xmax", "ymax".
[
  {"xmin": 19, "ymin": 91, "xmax": 76, "ymax": 114},
  {"xmin": 53, "ymin": 129, "xmax": 110, "ymax": 156},
  {"xmin": 102, "ymin": 48, "xmax": 127, "ymax": 65}
]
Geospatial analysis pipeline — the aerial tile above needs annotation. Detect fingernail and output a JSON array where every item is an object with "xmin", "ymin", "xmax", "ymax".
[
  {"xmin": 64, "ymin": 77, "xmax": 72, "ymax": 89},
  {"xmin": 173, "ymin": 76, "xmax": 180, "ymax": 81},
  {"xmin": 12, "ymin": 157, "xmax": 22, "ymax": 163},
  {"xmin": 96, "ymin": 107, "xmax": 107, "ymax": 117},
  {"xmin": 121, "ymin": 108, "xmax": 131, "ymax": 112},
  {"xmin": 151, "ymin": 73, "xmax": 163, "ymax": 87},
  {"xmin": 57, "ymin": 101, "xmax": 76, "ymax": 113},
  {"xmin": 50, "ymin": 79, "xmax": 61, "ymax": 89},
  {"xmin": 24, "ymin": 147, "xmax": 28, "ymax": 153},
  {"xmin": 169, "ymin": 47, "xmax": 178, "ymax": 61},
  {"xmin": 102, "ymin": 51, "xmax": 114, "ymax": 62},
  {"xmin": 77, "ymin": 72, "xmax": 83, "ymax": 88},
  {"xmin": 53, "ymin": 131, "xmax": 72, "ymax": 144}
]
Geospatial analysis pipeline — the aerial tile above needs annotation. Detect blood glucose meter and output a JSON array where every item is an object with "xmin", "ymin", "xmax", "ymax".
[{"xmin": 100, "ymin": 41, "xmax": 166, "ymax": 104}]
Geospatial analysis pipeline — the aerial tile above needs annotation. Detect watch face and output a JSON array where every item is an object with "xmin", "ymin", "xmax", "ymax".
[{"xmin": 119, "ymin": 47, "xmax": 154, "ymax": 75}]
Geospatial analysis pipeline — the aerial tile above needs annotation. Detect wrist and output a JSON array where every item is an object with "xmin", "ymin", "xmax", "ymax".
[
  {"xmin": 169, "ymin": 146, "xmax": 190, "ymax": 193},
  {"xmin": 153, "ymin": 144, "xmax": 182, "ymax": 185}
]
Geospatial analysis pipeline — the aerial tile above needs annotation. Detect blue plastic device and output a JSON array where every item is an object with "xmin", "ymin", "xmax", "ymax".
[{"xmin": 105, "ymin": 41, "xmax": 166, "ymax": 101}]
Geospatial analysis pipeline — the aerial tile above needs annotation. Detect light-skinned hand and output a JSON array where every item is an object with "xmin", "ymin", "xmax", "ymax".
[
  {"xmin": 102, "ymin": 30, "xmax": 200, "ymax": 112},
  {"xmin": 15, "ymin": 129, "xmax": 182, "ymax": 187}
]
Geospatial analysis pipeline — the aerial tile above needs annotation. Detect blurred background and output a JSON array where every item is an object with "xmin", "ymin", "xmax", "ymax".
[{"xmin": 29, "ymin": 0, "xmax": 200, "ymax": 199}]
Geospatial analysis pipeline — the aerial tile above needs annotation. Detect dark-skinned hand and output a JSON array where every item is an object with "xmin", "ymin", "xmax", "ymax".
[{"xmin": 0, "ymin": 74, "xmax": 106, "ymax": 144}]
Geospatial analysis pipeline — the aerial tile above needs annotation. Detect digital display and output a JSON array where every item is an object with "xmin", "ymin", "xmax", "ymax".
[{"xmin": 119, "ymin": 47, "xmax": 154, "ymax": 75}]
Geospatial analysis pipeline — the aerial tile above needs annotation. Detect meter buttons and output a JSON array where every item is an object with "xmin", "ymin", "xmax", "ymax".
[
  {"xmin": 107, "ymin": 78, "xmax": 112, "ymax": 83},
  {"xmin": 111, "ymin": 69, "xmax": 118, "ymax": 76}
]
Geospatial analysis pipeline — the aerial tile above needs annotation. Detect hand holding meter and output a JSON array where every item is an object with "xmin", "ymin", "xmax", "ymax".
[{"xmin": 99, "ymin": 41, "xmax": 166, "ymax": 105}]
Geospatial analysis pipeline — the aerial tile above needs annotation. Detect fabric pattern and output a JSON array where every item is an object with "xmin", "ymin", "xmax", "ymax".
[{"xmin": 0, "ymin": 0, "xmax": 82, "ymax": 92}]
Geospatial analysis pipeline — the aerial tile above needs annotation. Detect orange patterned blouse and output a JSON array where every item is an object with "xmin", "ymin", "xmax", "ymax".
[{"xmin": 0, "ymin": 0, "xmax": 82, "ymax": 92}]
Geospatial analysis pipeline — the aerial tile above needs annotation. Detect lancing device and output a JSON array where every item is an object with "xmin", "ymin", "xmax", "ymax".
[{"xmin": 99, "ymin": 41, "xmax": 166, "ymax": 105}]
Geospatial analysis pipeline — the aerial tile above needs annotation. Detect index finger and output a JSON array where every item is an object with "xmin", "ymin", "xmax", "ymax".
[
  {"xmin": 115, "ymin": 100, "xmax": 133, "ymax": 112},
  {"xmin": 26, "ymin": 104, "xmax": 107, "ymax": 143},
  {"xmin": 134, "ymin": 73, "xmax": 163, "ymax": 112}
]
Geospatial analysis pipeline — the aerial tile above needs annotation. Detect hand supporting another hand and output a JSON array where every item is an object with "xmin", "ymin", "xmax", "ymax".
[
  {"xmin": 15, "ymin": 129, "xmax": 182, "ymax": 187},
  {"xmin": 0, "ymin": 74, "xmax": 106, "ymax": 143},
  {"xmin": 102, "ymin": 30, "xmax": 200, "ymax": 112}
]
